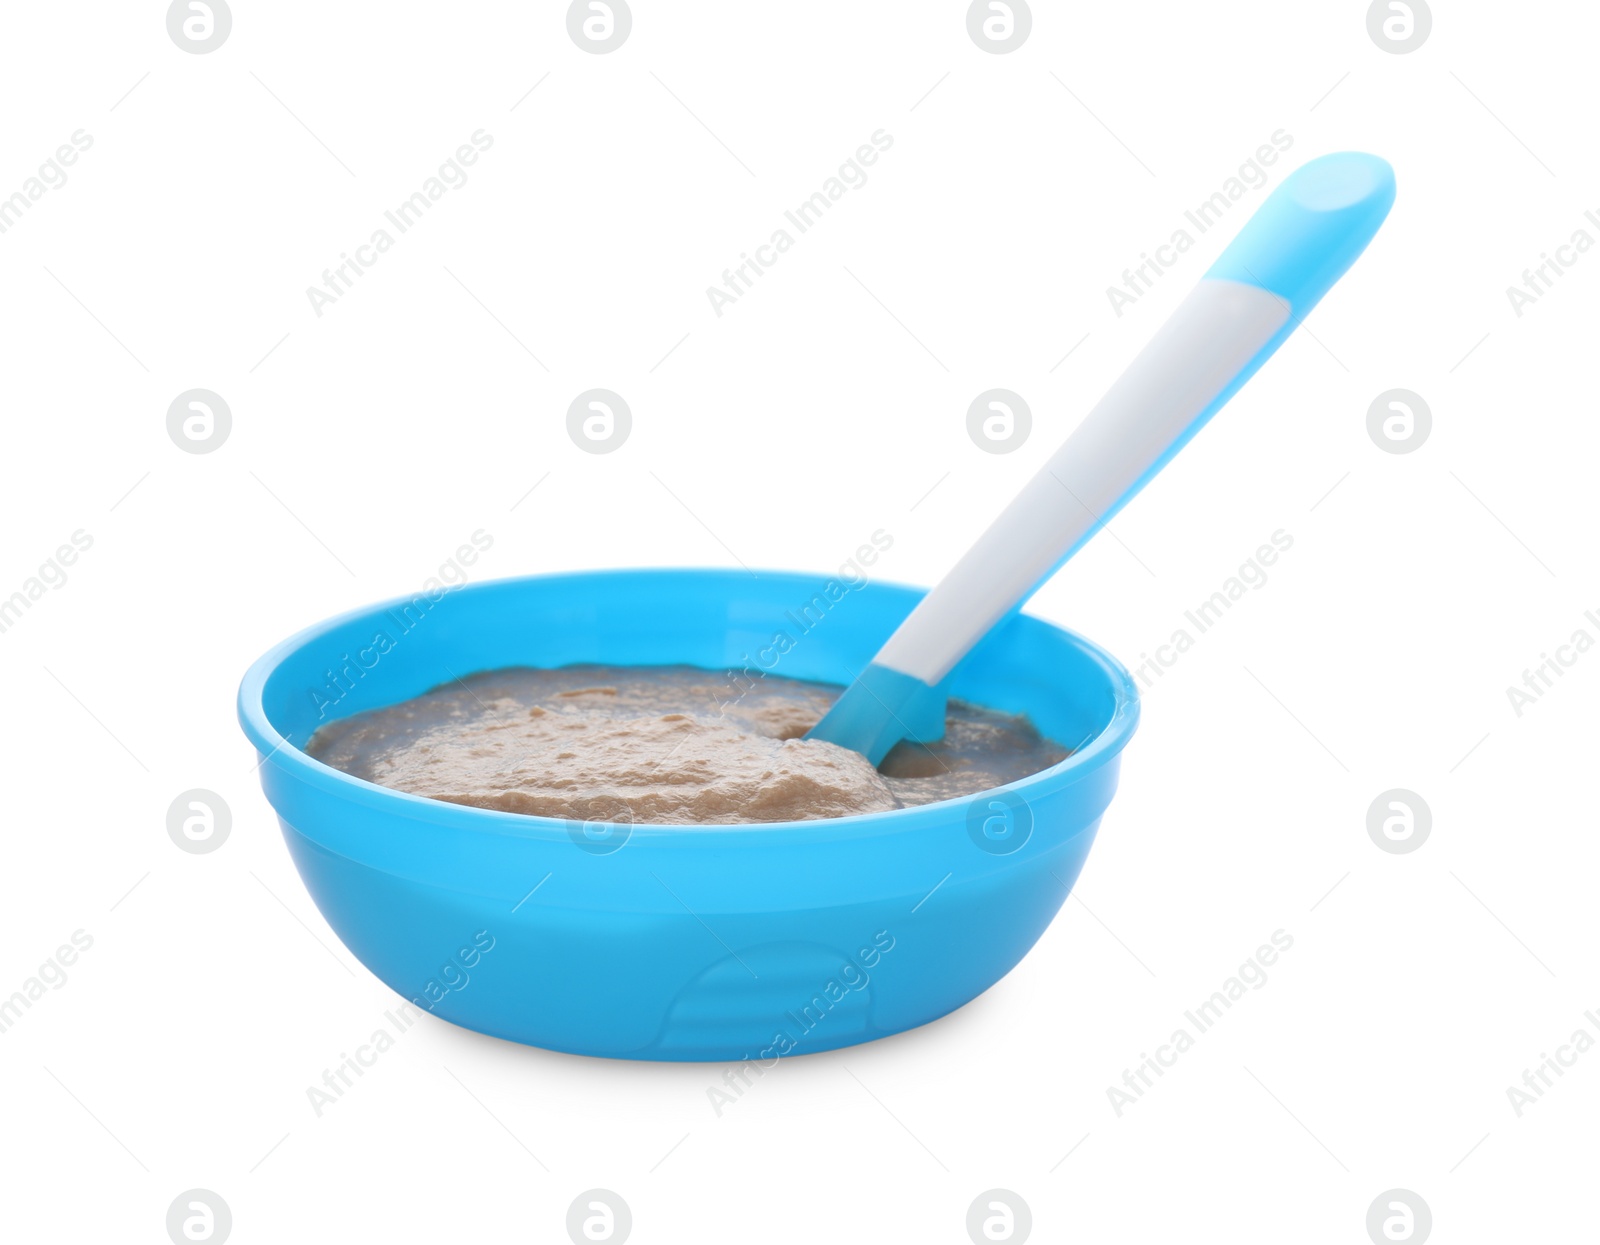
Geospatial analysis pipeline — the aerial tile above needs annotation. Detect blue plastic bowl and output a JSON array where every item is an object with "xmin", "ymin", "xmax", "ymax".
[{"xmin": 237, "ymin": 569, "xmax": 1138, "ymax": 1061}]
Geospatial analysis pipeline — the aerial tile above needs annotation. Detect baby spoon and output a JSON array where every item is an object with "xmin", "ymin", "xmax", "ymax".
[{"xmin": 808, "ymin": 150, "xmax": 1396, "ymax": 764}]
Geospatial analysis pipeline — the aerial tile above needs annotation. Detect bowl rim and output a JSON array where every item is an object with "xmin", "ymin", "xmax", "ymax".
[{"xmin": 237, "ymin": 567, "xmax": 1141, "ymax": 844}]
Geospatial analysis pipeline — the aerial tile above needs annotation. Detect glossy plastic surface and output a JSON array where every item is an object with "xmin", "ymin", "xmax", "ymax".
[
  {"xmin": 1206, "ymin": 150, "xmax": 1396, "ymax": 316},
  {"xmin": 807, "ymin": 660, "xmax": 950, "ymax": 766},
  {"xmin": 237, "ymin": 570, "xmax": 1139, "ymax": 1061}
]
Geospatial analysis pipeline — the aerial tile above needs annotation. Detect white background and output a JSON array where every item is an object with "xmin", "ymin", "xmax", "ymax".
[{"xmin": 1, "ymin": 1, "xmax": 1595, "ymax": 1241}]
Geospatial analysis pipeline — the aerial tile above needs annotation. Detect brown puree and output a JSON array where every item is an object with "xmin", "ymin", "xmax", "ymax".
[{"xmin": 306, "ymin": 665, "xmax": 1071, "ymax": 825}]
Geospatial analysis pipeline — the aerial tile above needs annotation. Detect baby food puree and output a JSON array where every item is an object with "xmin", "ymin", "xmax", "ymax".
[{"xmin": 308, "ymin": 666, "xmax": 1069, "ymax": 825}]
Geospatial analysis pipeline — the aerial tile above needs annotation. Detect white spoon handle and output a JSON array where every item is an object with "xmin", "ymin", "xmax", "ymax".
[{"xmin": 879, "ymin": 278, "xmax": 1289, "ymax": 685}]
